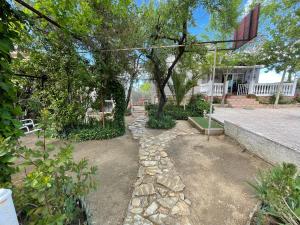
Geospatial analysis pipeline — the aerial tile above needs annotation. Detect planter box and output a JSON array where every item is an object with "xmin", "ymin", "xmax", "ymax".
[{"xmin": 188, "ymin": 117, "xmax": 224, "ymax": 135}]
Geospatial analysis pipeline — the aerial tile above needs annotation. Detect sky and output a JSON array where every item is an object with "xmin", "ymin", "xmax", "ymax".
[{"xmin": 134, "ymin": 0, "xmax": 285, "ymax": 83}]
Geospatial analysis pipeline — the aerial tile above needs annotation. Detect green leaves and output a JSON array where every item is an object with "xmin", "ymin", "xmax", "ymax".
[
  {"xmin": 14, "ymin": 111, "xmax": 97, "ymax": 224},
  {"xmin": 0, "ymin": 137, "xmax": 19, "ymax": 185},
  {"xmin": 250, "ymin": 163, "xmax": 300, "ymax": 225}
]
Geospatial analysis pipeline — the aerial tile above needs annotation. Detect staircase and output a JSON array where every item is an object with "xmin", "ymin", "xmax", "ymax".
[{"xmin": 226, "ymin": 96, "xmax": 261, "ymax": 108}]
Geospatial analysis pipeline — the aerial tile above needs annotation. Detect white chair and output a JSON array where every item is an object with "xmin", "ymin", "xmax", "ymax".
[{"xmin": 20, "ymin": 119, "xmax": 41, "ymax": 134}]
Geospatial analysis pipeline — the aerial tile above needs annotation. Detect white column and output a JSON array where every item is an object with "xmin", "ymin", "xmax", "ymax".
[
  {"xmin": 291, "ymin": 77, "xmax": 298, "ymax": 96},
  {"xmin": 248, "ymin": 66, "xmax": 256, "ymax": 94}
]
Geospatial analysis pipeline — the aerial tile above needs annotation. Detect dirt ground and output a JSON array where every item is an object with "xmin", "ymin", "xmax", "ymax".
[
  {"xmin": 18, "ymin": 116, "xmax": 139, "ymax": 225},
  {"xmin": 166, "ymin": 121, "xmax": 270, "ymax": 225}
]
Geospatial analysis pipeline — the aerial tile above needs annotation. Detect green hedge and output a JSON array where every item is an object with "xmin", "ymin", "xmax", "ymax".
[
  {"xmin": 145, "ymin": 94, "xmax": 211, "ymax": 120},
  {"xmin": 147, "ymin": 115, "xmax": 176, "ymax": 129},
  {"xmin": 59, "ymin": 119, "xmax": 124, "ymax": 141}
]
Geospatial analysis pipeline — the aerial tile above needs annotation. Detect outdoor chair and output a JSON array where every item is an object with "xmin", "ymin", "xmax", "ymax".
[{"xmin": 20, "ymin": 119, "xmax": 41, "ymax": 134}]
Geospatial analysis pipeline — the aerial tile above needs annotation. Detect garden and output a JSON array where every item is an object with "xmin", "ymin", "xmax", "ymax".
[{"xmin": 1, "ymin": 0, "xmax": 299, "ymax": 225}]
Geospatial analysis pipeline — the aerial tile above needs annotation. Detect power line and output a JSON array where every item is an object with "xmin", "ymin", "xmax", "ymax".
[{"xmin": 13, "ymin": 0, "xmax": 246, "ymax": 53}]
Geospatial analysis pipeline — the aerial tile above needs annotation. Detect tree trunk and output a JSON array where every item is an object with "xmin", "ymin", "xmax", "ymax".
[
  {"xmin": 274, "ymin": 69, "xmax": 287, "ymax": 107},
  {"xmin": 221, "ymin": 72, "xmax": 228, "ymax": 106},
  {"xmin": 156, "ymin": 83, "xmax": 167, "ymax": 118},
  {"xmin": 126, "ymin": 76, "xmax": 135, "ymax": 108}
]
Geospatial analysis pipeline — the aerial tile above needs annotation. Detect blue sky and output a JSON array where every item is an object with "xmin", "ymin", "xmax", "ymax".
[
  {"xmin": 135, "ymin": 0, "xmax": 251, "ymax": 40},
  {"xmin": 134, "ymin": 0, "xmax": 284, "ymax": 83}
]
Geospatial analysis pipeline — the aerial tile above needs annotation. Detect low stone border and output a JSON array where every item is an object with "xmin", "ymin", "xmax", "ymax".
[
  {"xmin": 224, "ymin": 120, "xmax": 300, "ymax": 167},
  {"xmin": 124, "ymin": 116, "xmax": 197, "ymax": 225}
]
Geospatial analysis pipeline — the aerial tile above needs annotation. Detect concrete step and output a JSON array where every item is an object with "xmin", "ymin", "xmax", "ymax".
[{"xmin": 227, "ymin": 96, "xmax": 260, "ymax": 108}]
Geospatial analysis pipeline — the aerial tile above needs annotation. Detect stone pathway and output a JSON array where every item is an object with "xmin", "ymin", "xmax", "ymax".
[{"xmin": 124, "ymin": 116, "xmax": 198, "ymax": 225}]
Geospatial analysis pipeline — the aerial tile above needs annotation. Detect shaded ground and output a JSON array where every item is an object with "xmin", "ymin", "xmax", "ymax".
[
  {"xmin": 18, "ymin": 116, "xmax": 139, "ymax": 225},
  {"xmin": 166, "ymin": 121, "xmax": 270, "ymax": 225},
  {"xmin": 212, "ymin": 107, "xmax": 300, "ymax": 151}
]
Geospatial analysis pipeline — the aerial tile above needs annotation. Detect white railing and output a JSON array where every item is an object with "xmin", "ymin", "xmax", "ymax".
[
  {"xmin": 253, "ymin": 83, "xmax": 294, "ymax": 96},
  {"xmin": 199, "ymin": 82, "xmax": 224, "ymax": 96},
  {"xmin": 237, "ymin": 84, "xmax": 249, "ymax": 95}
]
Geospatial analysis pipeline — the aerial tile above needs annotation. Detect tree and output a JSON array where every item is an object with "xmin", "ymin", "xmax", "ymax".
[
  {"xmin": 168, "ymin": 53, "xmax": 205, "ymax": 106},
  {"xmin": 255, "ymin": 0, "xmax": 300, "ymax": 106},
  {"xmin": 140, "ymin": 0, "xmax": 240, "ymax": 118},
  {"xmin": 0, "ymin": 1, "xmax": 25, "ymax": 138}
]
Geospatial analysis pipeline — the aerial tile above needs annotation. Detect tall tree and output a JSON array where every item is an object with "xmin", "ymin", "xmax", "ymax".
[
  {"xmin": 140, "ymin": 0, "xmax": 240, "ymax": 118},
  {"xmin": 255, "ymin": 0, "xmax": 300, "ymax": 106}
]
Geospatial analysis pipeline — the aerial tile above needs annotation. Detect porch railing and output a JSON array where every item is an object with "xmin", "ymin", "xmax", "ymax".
[
  {"xmin": 253, "ymin": 83, "xmax": 294, "ymax": 96},
  {"xmin": 199, "ymin": 82, "xmax": 224, "ymax": 96},
  {"xmin": 197, "ymin": 80, "xmax": 296, "ymax": 97},
  {"xmin": 237, "ymin": 84, "xmax": 249, "ymax": 95}
]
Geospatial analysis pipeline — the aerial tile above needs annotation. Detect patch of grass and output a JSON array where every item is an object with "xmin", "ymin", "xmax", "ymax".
[{"xmin": 191, "ymin": 117, "xmax": 223, "ymax": 129}]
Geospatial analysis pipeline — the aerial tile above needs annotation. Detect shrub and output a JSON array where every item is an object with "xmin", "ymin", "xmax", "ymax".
[
  {"xmin": 0, "ymin": 137, "xmax": 18, "ymax": 184},
  {"xmin": 67, "ymin": 125, "xmax": 123, "ymax": 141},
  {"xmin": 14, "ymin": 109, "xmax": 97, "ymax": 225},
  {"xmin": 213, "ymin": 97, "xmax": 222, "ymax": 104},
  {"xmin": 187, "ymin": 96, "xmax": 212, "ymax": 116},
  {"xmin": 147, "ymin": 115, "xmax": 176, "ymax": 129},
  {"xmin": 269, "ymin": 94, "xmax": 294, "ymax": 104},
  {"xmin": 249, "ymin": 163, "xmax": 300, "ymax": 225},
  {"xmin": 145, "ymin": 97, "xmax": 211, "ymax": 121},
  {"xmin": 295, "ymin": 95, "xmax": 300, "ymax": 103}
]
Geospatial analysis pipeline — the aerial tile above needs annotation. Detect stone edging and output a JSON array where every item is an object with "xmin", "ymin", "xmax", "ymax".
[{"xmin": 123, "ymin": 116, "xmax": 197, "ymax": 225}]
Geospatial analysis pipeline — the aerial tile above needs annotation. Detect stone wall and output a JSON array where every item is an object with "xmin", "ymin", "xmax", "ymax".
[{"xmin": 224, "ymin": 121, "xmax": 300, "ymax": 167}]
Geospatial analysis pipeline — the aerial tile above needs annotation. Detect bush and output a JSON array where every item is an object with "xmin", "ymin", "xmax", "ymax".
[
  {"xmin": 296, "ymin": 95, "xmax": 300, "ymax": 103},
  {"xmin": 249, "ymin": 163, "xmax": 300, "ymax": 225},
  {"xmin": 0, "ymin": 137, "xmax": 18, "ymax": 184},
  {"xmin": 147, "ymin": 115, "xmax": 176, "ymax": 129},
  {"xmin": 67, "ymin": 125, "xmax": 123, "ymax": 141},
  {"xmin": 269, "ymin": 94, "xmax": 295, "ymax": 104},
  {"xmin": 145, "ymin": 96, "xmax": 211, "ymax": 121},
  {"xmin": 187, "ymin": 95, "xmax": 212, "ymax": 116},
  {"xmin": 14, "ymin": 109, "xmax": 97, "ymax": 225},
  {"xmin": 213, "ymin": 97, "xmax": 222, "ymax": 104}
]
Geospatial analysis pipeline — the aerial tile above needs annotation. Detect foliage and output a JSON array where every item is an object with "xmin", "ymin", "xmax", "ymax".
[
  {"xmin": 213, "ymin": 98, "xmax": 222, "ymax": 104},
  {"xmin": 141, "ymin": 0, "xmax": 240, "ymax": 117},
  {"xmin": 140, "ymin": 82, "xmax": 151, "ymax": 94},
  {"xmin": 249, "ymin": 163, "xmax": 300, "ymax": 225},
  {"xmin": 108, "ymin": 79, "xmax": 126, "ymax": 134},
  {"xmin": 257, "ymin": 0, "xmax": 300, "ymax": 74},
  {"xmin": 14, "ymin": 109, "xmax": 97, "ymax": 225},
  {"xmin": 168, "ymin": 71, "xmax": 198, "ymax": 106},
  {"xmin": 0, "ymin": 137, "xmax": 18, "ymax": 185},
  {"xmin": 187, "ymin": 94, "xmax": 212, "ymax": 115},
  {"xmin": 269, "ymin": 94, "xmax": 295, "ymax": 105},
  {"xmin": 145, "ymin": 98, "xmax": 210, "ymax": 120},
  {"xmin": 65, "ymin": 123, "xmax": 123, "ymax": 141},
  {"xmin": 0, "ymin": 1, "xmax": 23, "ymax": 138},
  {"xmin": 147, "ymin": 114, "xmax": 176, "ymax": 129}
]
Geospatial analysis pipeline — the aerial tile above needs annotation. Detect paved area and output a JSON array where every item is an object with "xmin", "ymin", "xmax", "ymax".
[
  {"xmin": 212, "ymin": 107, "xmax": 300, "ymax": 152},
  {"xmin": 124, "ymin": 116, "xmax": 198, "ymax": 225},
  {"xmin": 166, "ymin": 125, "xmax": 270, "ymax": 225}
]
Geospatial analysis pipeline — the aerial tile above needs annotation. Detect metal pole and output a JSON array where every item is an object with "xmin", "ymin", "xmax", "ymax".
[{"xmin": 207, "ymin": 44, "xmax": 217, "ymax": 141}]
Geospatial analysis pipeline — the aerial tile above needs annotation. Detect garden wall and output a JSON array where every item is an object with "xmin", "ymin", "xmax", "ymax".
[{"xmin": 224, "ymin": 121, "xmax": 300, "ymax": 167}]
